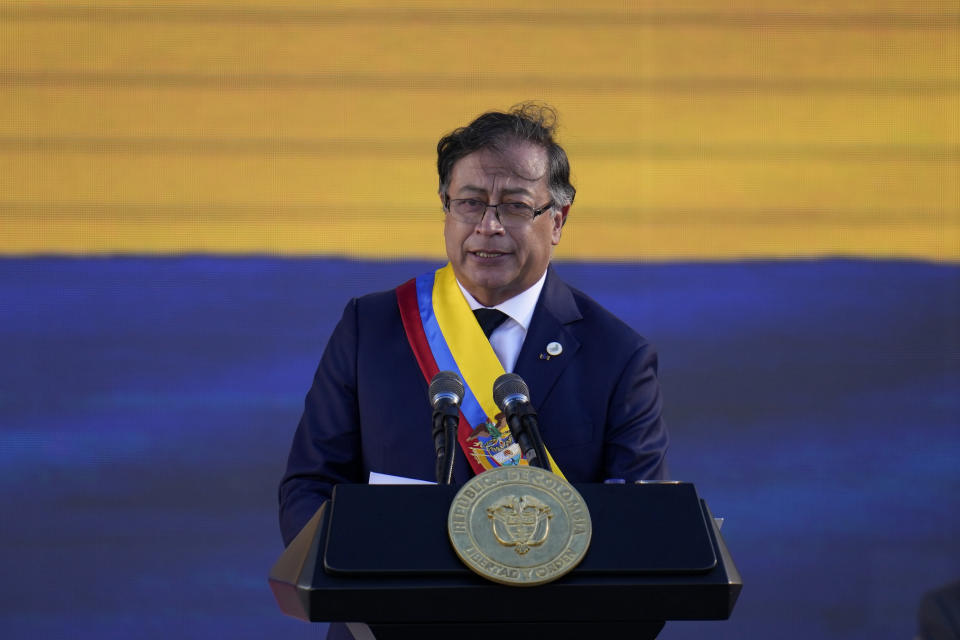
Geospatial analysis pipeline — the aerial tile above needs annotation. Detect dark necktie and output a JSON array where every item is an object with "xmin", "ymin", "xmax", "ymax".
[{"xmin": 473, "ymin": 308, "xmax": 510, "ymax": 338}]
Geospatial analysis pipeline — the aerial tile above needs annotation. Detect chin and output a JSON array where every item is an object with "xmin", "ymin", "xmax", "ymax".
[
  {"xmin": 469, "ymin": 274, "xmax": 509, "ymax": 292},
  {"xmin": 465, "ymin": 261, "xmax": 508, "ymax": 280}
]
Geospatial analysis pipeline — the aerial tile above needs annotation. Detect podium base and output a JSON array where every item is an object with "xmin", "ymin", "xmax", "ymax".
[{"xmin": 337, "ymin": 621, "xmax": 665, "ymax": 640}]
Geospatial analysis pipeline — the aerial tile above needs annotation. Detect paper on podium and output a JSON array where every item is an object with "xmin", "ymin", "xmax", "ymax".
[{"xmin": 368, "ymin": 471, "xmax": 436, "ymax": 485}]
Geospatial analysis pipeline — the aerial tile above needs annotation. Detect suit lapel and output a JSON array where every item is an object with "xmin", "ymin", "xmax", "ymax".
[{"xmin": 515, "ymin": 267, "xmax": 582, "ymax": 411}]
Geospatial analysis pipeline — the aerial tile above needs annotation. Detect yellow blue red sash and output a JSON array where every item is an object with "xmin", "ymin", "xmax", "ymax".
[{"xmin": 397, "ymin": 264, "xmax": 564, "ymax": 478}]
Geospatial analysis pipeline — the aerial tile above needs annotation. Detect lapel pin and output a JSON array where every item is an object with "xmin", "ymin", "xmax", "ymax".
[{"xmin": 546, "ymin": 341, "xmax": 563, "ymax": 356}]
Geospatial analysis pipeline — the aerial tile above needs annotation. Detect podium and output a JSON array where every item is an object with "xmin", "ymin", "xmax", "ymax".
[{"xmin": 270, "ymin": 482, "xmax": 741, "ymax": 640}]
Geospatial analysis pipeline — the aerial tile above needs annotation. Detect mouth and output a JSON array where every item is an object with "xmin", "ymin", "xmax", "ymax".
[{"xmin": 469, "ymin": 250, "xmax": 508, "ymax": 259}]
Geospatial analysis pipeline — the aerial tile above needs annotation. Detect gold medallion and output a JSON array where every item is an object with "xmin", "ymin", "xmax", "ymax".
[{"xmin": 448, "ymin": 466, "xmax": 592, "ymax": 586}]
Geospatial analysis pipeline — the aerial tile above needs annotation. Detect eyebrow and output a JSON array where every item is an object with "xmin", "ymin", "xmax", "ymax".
[{"xmin": 455, "ymin": 185, "xmax": 535, "ymax": 197}]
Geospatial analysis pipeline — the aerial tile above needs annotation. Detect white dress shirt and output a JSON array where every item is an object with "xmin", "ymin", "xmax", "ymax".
[{"xmin": 456, "ymin": 270, "xmax": 548, "ymax": 373}]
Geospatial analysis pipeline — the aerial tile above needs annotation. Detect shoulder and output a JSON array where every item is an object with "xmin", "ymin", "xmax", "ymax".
[
  {"xmin": 574, "ymin": 286, "xmax": 644, "ymax": 336},
  {"xmin": 335, "ymin": 281, "xmax": 410, "ymax": 319},
  {"xmin": 548, "ymin": 274, "xmax": 652, "ymax": 352},
  {"xmin": 353, "ymin": 287, "xmax": 402, "ymax": 311},
  {"xmin": 323, "ymin": 285, "xmax": 407, "ymax": 346}
]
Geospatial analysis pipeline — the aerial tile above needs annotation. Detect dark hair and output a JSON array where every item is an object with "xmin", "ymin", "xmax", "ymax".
[{"xmin": 436, "ymin": 102, "xmax": 576, "ymax": 208}]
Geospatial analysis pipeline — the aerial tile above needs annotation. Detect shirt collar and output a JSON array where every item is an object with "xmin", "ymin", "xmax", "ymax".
[{"xmin": 456, "ymin": 269, "xmax": 547, "ymax": 332}]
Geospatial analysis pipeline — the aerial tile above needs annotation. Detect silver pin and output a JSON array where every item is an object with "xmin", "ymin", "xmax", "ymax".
[{"xmin": 546, "ymin": 341, "xmax": 563, "ymax": 357}]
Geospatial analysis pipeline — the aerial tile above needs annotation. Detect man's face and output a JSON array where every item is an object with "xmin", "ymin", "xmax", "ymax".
[{"xmin": 442, "ymin": 141, "xmax": 568, "ymax": 307}]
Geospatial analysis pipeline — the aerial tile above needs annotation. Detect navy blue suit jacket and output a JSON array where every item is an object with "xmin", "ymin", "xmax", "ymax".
[{"xmin": 279, "ymin": 267, "xmax": 669, "ymax": 545}]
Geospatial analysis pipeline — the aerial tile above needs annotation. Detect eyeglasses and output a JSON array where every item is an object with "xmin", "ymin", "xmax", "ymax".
[{"xmin": 444, "ymin": 196, "xmax": 554, "ymax": 229}]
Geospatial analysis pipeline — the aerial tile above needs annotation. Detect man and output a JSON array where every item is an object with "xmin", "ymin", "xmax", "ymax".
[{"xmin": 279, "ymin": 103, "xmax": 669, "ymax": 546}]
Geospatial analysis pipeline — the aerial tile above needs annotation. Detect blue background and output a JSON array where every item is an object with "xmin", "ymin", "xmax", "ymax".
[{"xmin": 1, "ymin": 257, "xmax": 957, "ymax": 639}]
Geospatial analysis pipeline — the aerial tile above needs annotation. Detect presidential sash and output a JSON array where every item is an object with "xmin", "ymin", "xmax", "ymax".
[{"xmin": 397, "ymin": 264, "xmax": 564, "ymax": 478}]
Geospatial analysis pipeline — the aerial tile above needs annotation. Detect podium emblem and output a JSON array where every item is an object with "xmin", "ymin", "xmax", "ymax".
[
  {"xmin": 488, "ymin": 495, "xmax": 552, "ymax": 554},
  {"xmin": 448, "ymin": 466, "xmax": 591, "ymax": 586}
]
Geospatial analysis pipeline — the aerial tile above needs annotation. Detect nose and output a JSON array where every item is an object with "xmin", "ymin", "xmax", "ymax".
[{"xmin": 476, "ymin": 206, "xmax": 506, "ymax": 234}]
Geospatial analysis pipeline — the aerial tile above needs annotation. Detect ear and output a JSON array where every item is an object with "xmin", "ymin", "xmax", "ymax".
[{"xmin": 551, "ymin": 205, "xmax": 569, "ymax": 245}]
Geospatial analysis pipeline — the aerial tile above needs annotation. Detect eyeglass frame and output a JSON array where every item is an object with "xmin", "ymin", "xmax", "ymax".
[{"xmin": 443, "ymin": 194, "xmax": 555, "ymax": 228}]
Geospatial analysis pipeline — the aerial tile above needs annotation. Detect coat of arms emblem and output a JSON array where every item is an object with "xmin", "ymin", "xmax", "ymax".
[
  {"xmin": 487, "ymin": 495, "xmax": 553, "ymax": 554},
  {"xmin": 448, "ymin": 466, "xmax": 592, "ymax": 586}
]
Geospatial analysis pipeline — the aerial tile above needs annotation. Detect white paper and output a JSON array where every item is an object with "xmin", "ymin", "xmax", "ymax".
[{"xmin": 368, "ymin": 471, "xmax": 436, "ymax": 485}]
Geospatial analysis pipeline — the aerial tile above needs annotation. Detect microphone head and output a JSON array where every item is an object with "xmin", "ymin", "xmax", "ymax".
[
  {"xmin": 493, "ymin": 373, "xmax": 530, "ymax": 410},
  {"xmin": 429, "ymin": 370, "xmax": 464, "ymax": 407}
]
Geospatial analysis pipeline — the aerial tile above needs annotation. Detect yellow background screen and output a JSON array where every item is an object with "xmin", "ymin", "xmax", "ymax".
[{"xmin": 1, "ymin": 0, "xmax": 957, "ymax": 261}]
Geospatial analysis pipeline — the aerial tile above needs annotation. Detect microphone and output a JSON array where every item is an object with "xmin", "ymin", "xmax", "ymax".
[
  {"xmin": 428, "ymin": 370, "xmax": 464, "ymax": 485},
  {"xmin": 492, "ymin": 373, "xmax": 551, "ymax": 471}
]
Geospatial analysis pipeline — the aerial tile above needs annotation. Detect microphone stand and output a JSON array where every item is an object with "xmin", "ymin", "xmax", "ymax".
[
  {"xmin": 432, "ymin": 411, "xmax": 458, "ymax": 485},
  {"xmin": 522, "ymin": 413, "xmax": 551, "ymax": 473}
]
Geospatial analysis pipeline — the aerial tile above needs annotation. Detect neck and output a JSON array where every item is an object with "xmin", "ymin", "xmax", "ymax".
[{"xmin": 456, "ymin": 268, "xmax": 550, "ymax": 310}]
